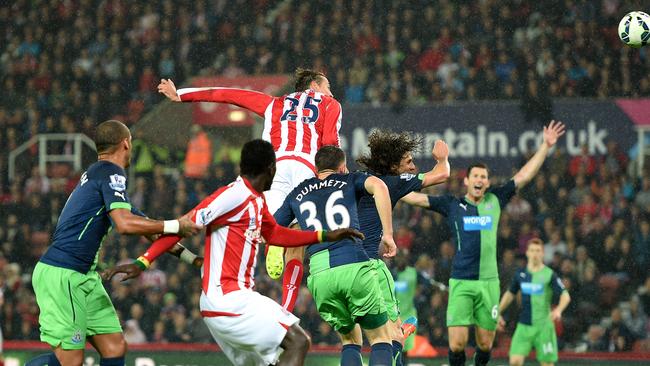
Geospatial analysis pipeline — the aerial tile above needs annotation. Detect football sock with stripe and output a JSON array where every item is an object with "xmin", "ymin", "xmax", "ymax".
[
  {"xmin": 281, "ymin": 259, "xmax": 303, "ymax": 312},
  {"xmin": 392, "ymin": 340, "xmax": 404, "ymax": 366}
]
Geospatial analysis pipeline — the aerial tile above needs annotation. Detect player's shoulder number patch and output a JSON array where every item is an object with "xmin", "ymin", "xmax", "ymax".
[{"xmin": 109, "ymin": 174, "xmax": 126, "ymax": 192}]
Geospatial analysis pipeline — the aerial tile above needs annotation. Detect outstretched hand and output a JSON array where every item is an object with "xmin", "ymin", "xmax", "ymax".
[
  {"xmin": 158, "ymin": 79, "xmax": 181, "ymax": 102},
  {"xmin": 543, "ymin": 120, "xmax": 566, "ymax": 148},
  {"xmin": 325, "ymin": 228, "xmax": 365, "ymax": 242},
  {"xmin": 177, "ymin": 210, "xmax": 203, "ymax": 237},
  {"xmin": 101, "ymin": 263, "xmax": 143, "ymax": 282}
]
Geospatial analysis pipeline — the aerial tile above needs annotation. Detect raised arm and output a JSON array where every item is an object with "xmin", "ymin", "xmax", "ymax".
[
  {"xmin": 364, "ymin": 176, "xmax": 396, "ymax": 257},
  {"xmin": 420, "ymin": 140, "xmax": 450, "ymax": 187},
  {"xmin": 399, "ymin": 191, "xmax": 432, "ymax": 208},
  {"xmin": 512, "ymin": 120, "xmax": 565, "ymax": 188},
  {"xmin": 157, "ymin": 79, "xmax": 273, "ymax": 117}
]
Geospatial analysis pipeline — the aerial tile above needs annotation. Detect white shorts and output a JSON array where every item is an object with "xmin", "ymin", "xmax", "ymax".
[
  {"xmin": 201, "ymin": 290, "xmax": 300, "ymax": 366},
  {"xmin": 264, "ymin": 158, "xmax": 315, "ymax": 214}
]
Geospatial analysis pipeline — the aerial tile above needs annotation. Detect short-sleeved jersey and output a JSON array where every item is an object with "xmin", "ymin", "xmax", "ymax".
[
  {"xmin": 358, "ymin": 173, "xmax": 423, "ymax": 259},
  {"xmin": 274, "ymin": 172, "xmax": 370, "ymax": 268},
  {"xmin": 509, "ymin": 266, "xmax": 567, "ymax": 326},
  {"xmin": 177, "ymin": 87, "xmax": 341, "ymax": 170},
  {"xmin": 426, "ymin": 180, "xmax": 516, "ymax": 280},
  {"xmin": 40, "ymin": 161, "xmax": 136, "ymax": 273},
  {"xmin": 191, "ymin": 176, "xmax": 276, "ymax": 297}
]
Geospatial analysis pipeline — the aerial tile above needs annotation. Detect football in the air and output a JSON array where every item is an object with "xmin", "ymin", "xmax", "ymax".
[{"xmin": 618, "ymin": 11, "xmax": 650, "ymax": 47}]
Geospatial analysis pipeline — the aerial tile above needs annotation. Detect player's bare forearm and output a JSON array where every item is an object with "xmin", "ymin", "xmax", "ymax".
[
  {"xmin": 421, "ymin": 159, "xmax": 450, "ymax": 187},
  {"xmin": 499, "ymin": 290, "xmax": 515, "ymax": 313},
  {"xmin": 109, "ymin": 209, "xmax": 202, "ymax": 237},
  {"xmin": 365, "ymin": 177, "xmax": 393, "ymax": 236},
  {"xmin": 110, "ymin": 209, "xmax": 164, "ymax": 235},
  {"xmin": 400, "ymin": 192, "xmax": 431, "ymax": 208},
  {"xmin": 513, "ymin": 120, "xmax": 566, "ymax": 187},
  {"xmin": 512, "ymin": 143, "xmax": 549, "ymax": 188},
  {"xmin": 556, "ymin": 292, "xmax": 571, "ymax": 313},
  {"xmin": 166, "ymin": 243, "xmax": 186, "ymax": 257}
]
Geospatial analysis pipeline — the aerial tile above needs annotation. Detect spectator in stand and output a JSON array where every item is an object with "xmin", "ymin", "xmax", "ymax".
[
  {"xmin": 634, "ymin": 178, "xmax": 650, "ymax": 214},
  {"xmin": 603, "ymin": 307, "xmax": 636, "ymax": 352},
  {"xmin": 184, "ymin": 125, "xmax": 212, "ymax": 184},
  {"xmin": 569, "ymin": 145, "xmax": 598, "ymax": 177}
]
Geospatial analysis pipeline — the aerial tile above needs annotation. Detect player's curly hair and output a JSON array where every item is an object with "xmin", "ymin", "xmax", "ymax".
[
  {"xmin": 294, "ymin": 68, "xmax": 326, "ymax": 91},
  {"xmin": 356, "ymin": 130, "xmax": 422, "ymax": 175}
]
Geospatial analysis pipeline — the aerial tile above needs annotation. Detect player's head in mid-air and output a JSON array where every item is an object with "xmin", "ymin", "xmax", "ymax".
[
  {"xmin": 294, "ymin": 67, "xmax": 332, "ymax": 97},
  {"xmin": 240, "ymin": 139, "xmax": 277, "ymax": 191},
  {"xmin": 356, "ymin": 129, "xmax": 422, "ymax": 176},
  {"xmin": 464, "ymin": 162, "xmax": 491, "ymax": 202},
  {"xmin": 525, "ymin": 238, "xmax": 545, "ymax": 266},
  {"xmin": 95, "ymin": 119, "xmax": 133, "ymax": 168},
  {"xmin": 315, "ymin": 145, "xmax": 348, "ymax": 174}
]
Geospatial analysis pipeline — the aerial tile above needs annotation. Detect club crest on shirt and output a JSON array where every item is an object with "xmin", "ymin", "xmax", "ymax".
[{"xmin": 109, "ymin": 174, "xmax": 126, "ymax": 192}]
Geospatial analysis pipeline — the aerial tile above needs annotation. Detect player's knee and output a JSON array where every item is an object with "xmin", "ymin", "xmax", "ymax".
[
  {"xmin": 103, "ymin": 337, "xmax": 127, "ymax": 357},
  {"xmin": 54, "ymin": 349, "xmax": 84, "ymax": 366},
  {"xmin": 509, "ymin": 356, "xmax": 524, "ymax": 366},
  {"xmin": 448, "ymin": 335, "xmax": 467, "ymax": 352},
  {"xmin": 476, "ymin": 339, "xmax": 493, "ymax": 351},
  {"xmin": 285, "ymin": 324, "xmax": 311, "ymax": 353},
  {"xmin": 449, "ymin": 341, "xmax": 466, "ymax": 353}
]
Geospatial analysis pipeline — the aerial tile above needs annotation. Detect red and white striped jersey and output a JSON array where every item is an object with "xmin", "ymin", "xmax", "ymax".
[
  {"xmin": 177, "ymin": 87, "xmax": 342, "ymax": 169},
  {"xmin": 189, "ymin": 176, "xmax": 320, "ymax": 297},
  {"xmin": 191, "ymin": 176, "xmax": 268, "ymax": 297}
]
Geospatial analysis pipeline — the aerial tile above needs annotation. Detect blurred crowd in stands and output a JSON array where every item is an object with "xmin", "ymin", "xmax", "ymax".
[
  {"xmin": 2, "ymin": 132, "xmax": 650, "ymax": 352},
  {"xmin": 1, "ymin": 0, "xmax": 650, "ymax": 354}
]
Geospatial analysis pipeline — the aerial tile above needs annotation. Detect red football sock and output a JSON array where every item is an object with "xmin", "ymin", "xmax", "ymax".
[{"xmin": 281, "ymin": 259, "xmax": 304, "ymax": 312}]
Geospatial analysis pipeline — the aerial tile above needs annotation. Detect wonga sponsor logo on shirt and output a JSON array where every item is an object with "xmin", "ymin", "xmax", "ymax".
[
  {"xmin": 521, "ymin": 282, "xmax": 544, "ymax": 295},
  {"xmin": 462, "ymin": 216, "xmax": 493, "ymax": 231}
]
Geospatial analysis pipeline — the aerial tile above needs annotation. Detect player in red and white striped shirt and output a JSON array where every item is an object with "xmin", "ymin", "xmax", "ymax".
[
  {"xmin": 158, "ymin": 69, "xmax": 342, "ymax": 313},
  {"xmin": 105, "ymin": 140, "xmax": 362, "ymax": 366}
]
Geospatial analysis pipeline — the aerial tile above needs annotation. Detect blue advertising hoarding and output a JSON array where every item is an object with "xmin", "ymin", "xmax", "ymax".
[{"xmin": 339, "ymin": 100, "xmax": 636, "ymax": 175}]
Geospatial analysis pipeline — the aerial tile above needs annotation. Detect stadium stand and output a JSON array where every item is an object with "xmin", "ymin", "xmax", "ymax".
[{"xmin": 0, "ymin": 0, "xmax": 649, "ymax": 357}]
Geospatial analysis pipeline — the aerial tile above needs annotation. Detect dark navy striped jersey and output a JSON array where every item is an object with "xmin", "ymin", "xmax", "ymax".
[
  {"xmin": 426, "ymin": 180, "xmax": 516, "ymax": 280},
  {"xmin": 274, "ymin": 172, "xmax": 370, "ymax": 268},
  {"xmin": 508, "ymin": 266, "xmax": 567, "ymax": 325},
  {"xmin": 358, "ymin": 173, "xmax": 423, "ymax": 259},
  {"xmin": 40, "ymin": 160, "xmax": 141, "ymax": 273}
]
